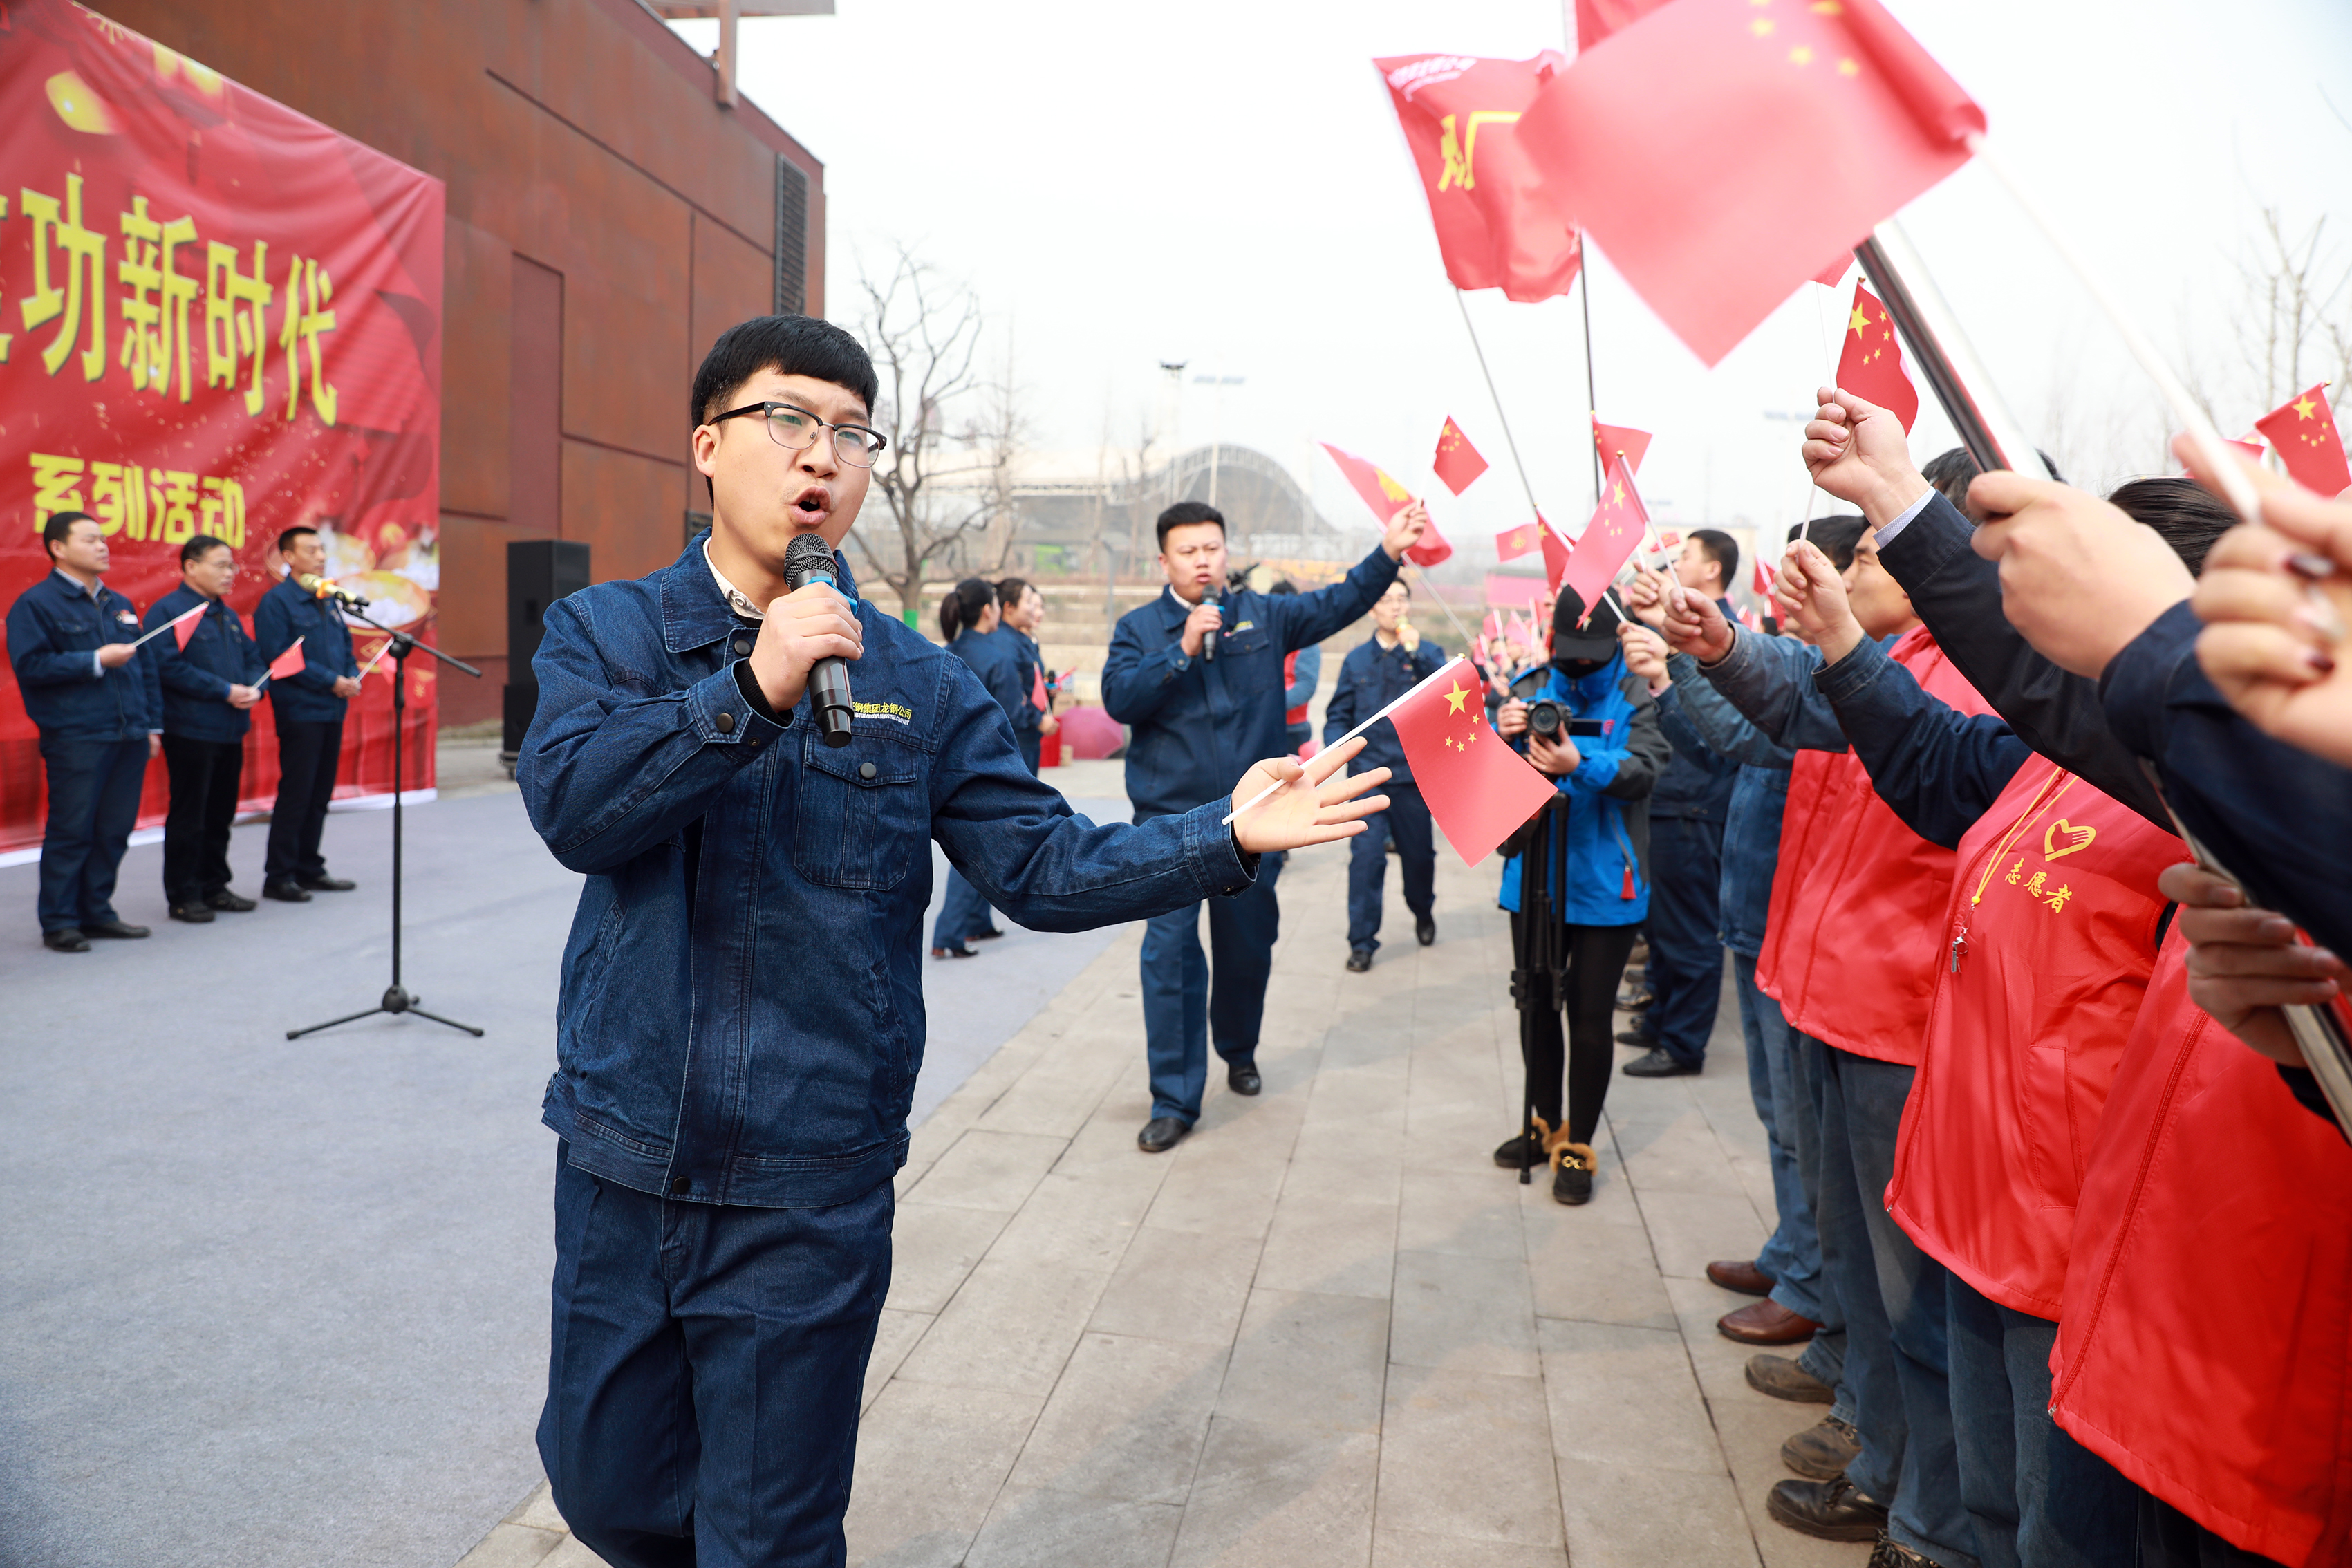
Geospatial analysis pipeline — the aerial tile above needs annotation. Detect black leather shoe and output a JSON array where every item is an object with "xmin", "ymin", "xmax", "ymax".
[
  {"xmin": 970, "ymin": 926, "xmax": 1005, "ymax": 940},
  {"xmin": 263, "ymin": 879, "xmax": 312, "ymax": 903},
  {"xmin": 1746, "ymin": 1353, "xmax": 1836, "ymax": 1404},
  {"xmin": 1622, "ymin": 1046, "xmax": 1698, "ymax": 1079},
  {"xmin": 296, "ymin": 875, "xmax": 355, "ymax": 892},
  {"xmin": 82, "ymin": 919, "xmax": 149, "ymax": 939},
  {"xmin": 1227, "ymin": 1063, "xmax": 1262, "ymax": 1096},
  {"xmin": 205, "ymin": 890, "xmax": 257, "ymax": 912},
  {"xmin": 1765, "ymin": 1476, "xmax": 1889, "ymax": 1542},
  {"xmin": 1614, "ymin": 1026, "xmax": 1650, "ymax": 1047},
  {"xmin": 1415, "ymin": 915, "xmax": 1435, "ymax": 946},
  {"xmin": 1782, "ymin": 1415, "xmax": 1862, "ymax": 1480},
  {"xmin": 1345, "ymin": 949, "xmax": 1373, "ymax": 973},
  {"xmin": 42, "ymin": 928, "xmax": 90, "ymax": 953},
  {"xmin": 169, "ymin": 904, "xmax": 216, "ymax": 924},
  {"xmin": 1137, "ymin": 1116, "xmax": 1191, "ymax": 1154}
]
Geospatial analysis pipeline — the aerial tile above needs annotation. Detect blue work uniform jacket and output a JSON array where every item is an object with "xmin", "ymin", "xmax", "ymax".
[
  {"xmin": 518, "ymin": 536, "xmax": 1262, "ymax": 1208},
  {"xmin": 146, "ymin": 584, "xmax": 266, "ymax": 743},
  {"xmin": 254, "ymin": 575, "xmax": 359, "ymax": 724},
  {"xmin": 1657, "ymin": 653, "xmax": 1793, "ymax": 958},
  {"xmin": 1103, "ymin": 546, "xmax": 1399, "ymax": 821},
  {"xmin": 989, "ymin": 624, "xmax": 1043, "ymax": 736},
  {"xmin": 5, "ymin": 570, "xmax": 158, "ymax": 741},
  {"xmin": 1323, "ymin": 634, "xmax": 1447, "ymax": 783},
  {"xmin": 1648, "ymin": 598, "xmax": 1740, "ymax": 823},
  {"xmin": 1498, "ymin": 653, "xmax": 1668, "ymax": 926}
]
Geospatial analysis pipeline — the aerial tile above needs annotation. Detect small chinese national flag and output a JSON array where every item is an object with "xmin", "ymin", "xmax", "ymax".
[
  {"xmin": 1388, "ymin": 659, "xmax": 1560, "ymax": 867},
  {"xmin": 1031, "ymin": 664, "xmax": 1049, "ymax": 711},
  {"xmin": 1540, "ymin": 518, "xmax": 1572, "ymax": 597},
  {"xmin": 1518, "ymin": 0, "xmax": 1985, "ymax": 364},
  {"xmin": 2253, "ymin": 384, "xmax": 2351, "ymax": 497},
  {"xmin": 165, "ymin": 601, "xmax": 206, "ymax": 650},
  {"xmin": 1495, "ymin": 519, "xmax": 1540, "ymax": 561},
  {"xmin": 1592, "ymin": 416, "xmax": 1652, "ymax": 476},
  {"xmin": 1836, "ymin": 281, "xmax": 1919, "ymax": 433},
  {"xmin": 266, "ymin": 636, "xmax": 306, "ymax": 681},
  {"xmin": 1561, "ymin": 456, "xmax": 1648, "ymax": 624},
  {"xmin": 1753, "ymin": 557, "xmax": 1774, "ymax": 597},
  {"xmin": 1432, "ymin": 416, "xmax": 1489, "ymax": 495},
  {"xmin": 1320, "ymin": 442, "xmax": 1451, "ymax": 566}
]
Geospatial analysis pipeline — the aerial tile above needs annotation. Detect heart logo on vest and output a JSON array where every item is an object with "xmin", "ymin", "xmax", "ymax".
[{"xmin": 2043, "ymin": 820, "xmax": 2096, "ymax": 860}]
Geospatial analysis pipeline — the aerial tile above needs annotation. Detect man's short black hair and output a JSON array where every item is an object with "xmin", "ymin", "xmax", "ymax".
[
  {"xmin": 1157, "ymin": 501, "xmax": 1225, "ymax": 551},
  {"xmin": 180, "ymin": 533, "xmax": 231, "ymax": 568},
  {"xmin": 691, "ymin": 315, "xmax": 878, "ymax": 428},
  {"xmin": 1791, "ymin": 514, "xmax": 1868, "ymax": 573},
  {"xmin": 277, "ymin": 525, "xmax": 318, "ymax": 556},
  {"xmin": 2108, "ymin": 477, "xmax": 2232, "ymax": 577},
  {"xmin": 42, "ymin": 510, "xmax": 96, "ymax": 558},
  {"xmin": 1689, "ymin": 528, "xmax": 1739, "ymax": 590}
]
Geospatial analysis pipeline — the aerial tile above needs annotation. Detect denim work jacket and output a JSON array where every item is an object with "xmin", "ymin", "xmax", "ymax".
[
  {"xmin": 1102, "ymin": 547, "xmax": 1398, "ymax": 821},
  {"xmin": 1657, "ymin": 657, "xmax": 1793, "ymax": 958},
  {"xmin": 254, "ymin": 576, "xmax": 359, "ymax": 725},
  {"xmin": 147, "ymin": 584, "xmax": 266, "ymax": 743},
  {"xmin": 519, "ymin": 537, "xmax": 1259, "ymax": 1208},
  {"xmin": 4, "ymin": 570, "xmax": 158, "ymax": 741}
]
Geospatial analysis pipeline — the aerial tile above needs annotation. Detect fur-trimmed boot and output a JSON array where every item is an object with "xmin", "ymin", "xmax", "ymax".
[
  {"xmin": 1545, "ymin": 1128, "xmax": 1597, "ymax": 1206},
  {"xmin": 1493, "ymin": 1114, "xmax": 1559, "ymax": 1171}
]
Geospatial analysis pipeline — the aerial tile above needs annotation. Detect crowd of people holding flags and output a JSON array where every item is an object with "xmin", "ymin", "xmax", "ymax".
[{"xmin": 6, "ymin": 512, "xmax": 368, "ymax": 951}]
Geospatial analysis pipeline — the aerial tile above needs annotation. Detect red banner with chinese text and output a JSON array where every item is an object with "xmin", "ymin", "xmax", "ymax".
[{"xmin": 0, "ymin": 1, "xmax": 445, "ymax": 857}]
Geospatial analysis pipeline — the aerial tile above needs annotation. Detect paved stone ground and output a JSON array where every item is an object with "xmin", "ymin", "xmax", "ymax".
[{"xmin": 460, "ymin": 831, "xmax": 1867, "ymax": 1568}]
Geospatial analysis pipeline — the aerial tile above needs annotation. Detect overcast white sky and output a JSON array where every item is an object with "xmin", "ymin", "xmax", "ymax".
[{"xmin": 675, "ymin": 1, "xmax": 2352, "ymax": 567}]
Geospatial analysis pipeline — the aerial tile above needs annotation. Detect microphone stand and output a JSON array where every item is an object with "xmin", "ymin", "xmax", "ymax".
[{"xmin": 289, "ymin": 603, "xmax": 486, "ymax": 1041}]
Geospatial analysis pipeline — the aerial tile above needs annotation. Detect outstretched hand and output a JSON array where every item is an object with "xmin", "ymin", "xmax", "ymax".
[
  {"xmin": 1773, "ymin": 540, "xmax": 1863, "ymax": 660},
  {"xmin": 1802, "ymin": 385, "xmax": 1929, "ymax": 525},
  {"xmin": 1383, "ymin": 501, "xmax": 1432, "ymax": 561},
  {"xmin": 1968, "ymin": 472, "xmax": 2193, "ymax": 678},
  {"xmin": 1659, "ymin": 584, "xmax": 1734, "ymax": 664},
  {"xmin": 1621, "ymin": 567, "xmax": 1671, "ymax": 630},
  {"xmin": 1229, "ymin": 735, "xmax": 1391, "ymax": 855}
]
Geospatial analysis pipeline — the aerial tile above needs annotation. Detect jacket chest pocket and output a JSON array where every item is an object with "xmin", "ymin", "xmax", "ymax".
[
  {"xmin": 793, "ymin": 731, "xmax": 928, "ymax": 890},
  {"xmin": 1219, "ymin": 628, "xmax": 1271, "ymax": 663}
]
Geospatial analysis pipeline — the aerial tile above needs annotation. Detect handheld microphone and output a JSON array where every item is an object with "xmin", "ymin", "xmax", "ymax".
[
  {"xmin": 297, "ymin": 572, "xmax": 371, "ymax": 609},
  {"xmin": 1200, "ymin": 584, "xmax": 1220, "ymax": 663},
  {"xmin": 783, "ymin": 532, "xmax": 856, "ymax": 749}
]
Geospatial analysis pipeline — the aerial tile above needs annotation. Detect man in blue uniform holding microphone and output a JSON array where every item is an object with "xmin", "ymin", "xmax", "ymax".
[
  {"xmin": 1103, "ymin": 496, "xmax": 1429, "ymax": 1152},
  {"xmin": 255, "ymin": 526, "xmax": 362, "ymax": 903}
]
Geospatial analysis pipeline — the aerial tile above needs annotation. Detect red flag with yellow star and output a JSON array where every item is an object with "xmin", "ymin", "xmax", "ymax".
[
  {"xmin": 1561, "ymin": 456, "xmax": 1647, "ymax": 624},
  {"xmin": 1387, "ymin": 658, "xmax": 1560, "ymax": 866},
  {"xmin": 2254, "ymin": 384, "xmax": 2351, "ymax": 497},
  {"xmin": 1320, "ymin": 442, "xmax": 1452, "ymax": 566},
  {"xmin": 1377, "ymin": 53, "xmax": 1583, "ymax": 304},
  {"xmin": 1432, "ymin": 416, "xmax": 1490, "ymax": 494},
  {"xmin": 1592, "ymin": 415, "xmax": 1652, "ymax": 476},
  {"xmin": 1495, "ymin": 519, "xmax": 1542, "ymax": 561},
  {"xmin": 1835, "ymin": 281, "xmax": 1919, "ymax": 433},
  {"xmin": 1516, "ymin": 0, "xmax": 1985, "ymax": 364}
]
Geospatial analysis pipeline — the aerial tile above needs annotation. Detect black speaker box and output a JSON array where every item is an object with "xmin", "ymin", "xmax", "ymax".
[{"xmin": 503, "ymin": 539, "xmax": 590, "ymax": 756}]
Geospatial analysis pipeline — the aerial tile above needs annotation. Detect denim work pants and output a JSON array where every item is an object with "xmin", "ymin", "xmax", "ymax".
[
  {"xmin": 1946, "ymin": 1276, "xmax": 2136, "ymax": 1568},
  {"xmin": 1735, "ymin": 955, "xmax": 1826, "ymax": 1326},
  {"xmin": 1141, "ymin": 852, "xmax": 1282, "ymax": 1123},
  {"xmin": 1639, "ymin": 815, "xmax": 1724, "ymax": 1068},
  {"xmin": 265, "ymin": 716, "xmax": 342, "ymax": 882},
  {"xmin": 1345, "ymin": 782, "xmax": 1434, "ymax": 953},
  {"xmin": 1787, "ymin": 1029, "xmax": 1850, "ymax": 1418},
  {"xmin": 36, "ymin": 734, "xmax": 149, "ymax": 933},
  {"xmin": 539, "ymin": 1148, "xmax": 893, "ymax": 1568},
  {"xmin": 1818, "ymin": 1043, "xmax": 1979, "ymax": 1568},
  {"xmin": 931, "ymin": 867, "xmax": 996, "ymax": 949},
  {"xmin": 161, "ymin": 734, "xmax": 245, "ymax": 907}
]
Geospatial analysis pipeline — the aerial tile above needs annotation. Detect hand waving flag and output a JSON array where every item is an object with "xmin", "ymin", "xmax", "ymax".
[
  {"xmin": 1835, "ymin": 281, "xmax": 1919, "ymax": 432},
  {"xmin": 1320, "ymin": 442, "xmax": 1453, "ymax": 566}
]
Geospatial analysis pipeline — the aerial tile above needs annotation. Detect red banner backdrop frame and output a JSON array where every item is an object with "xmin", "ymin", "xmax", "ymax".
[{"xmin": 0, "ymin": 1, "xmax": 444, "ymax": 857}]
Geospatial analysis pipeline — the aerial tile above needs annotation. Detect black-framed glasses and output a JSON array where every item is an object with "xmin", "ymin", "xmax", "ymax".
[{"xmin": 709, "ymin": 400, "xmax": 887, "ymax": 468}]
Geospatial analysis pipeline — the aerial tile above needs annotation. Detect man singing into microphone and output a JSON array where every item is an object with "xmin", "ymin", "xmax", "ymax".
[
  {"xmin": 255, "ymin": 528, "xmax": 364, "ymax": 902},
  {"xmin": 1102, "ymin": 496, "xmax": 1428, "ymax": 1152},
  {"xmin": 516, "ymin": 315, "xmax": 1389, "ymax": 1568}
]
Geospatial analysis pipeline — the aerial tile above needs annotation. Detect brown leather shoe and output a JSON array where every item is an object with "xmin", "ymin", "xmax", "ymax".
[
  {"xmin": 1706, "ymin": 1259, "xmax": 1773, "ymax": 1296},
  {"xmin": 1718, "ymin": 1298, "xmax": 1820, "ymax": 1345}
]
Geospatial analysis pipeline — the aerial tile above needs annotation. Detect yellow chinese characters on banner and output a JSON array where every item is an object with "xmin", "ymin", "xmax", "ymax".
[{"xmin": 28, "ymin": 452, "xmax": 246, "ymax": 548}]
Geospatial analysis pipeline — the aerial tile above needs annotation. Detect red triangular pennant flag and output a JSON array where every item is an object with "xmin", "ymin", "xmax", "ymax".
[
  {"xmin": 1494, "ymin": 520, "xmax": 1540, "ymax": 561},
  {"xmin": 266, "ymin": 635, "xmax": 306, "ymax": 682},
  {"xmin": 1519, "ymin": 0, "xmax": 1984, "ymax": 364},
  {"xmin": 1753, "ymin": 557, "xmax": 1774, "ymax": 598},
  {"xmin": 1319, "ymin": 442, "xmax": 1451, "ymax": 566},
  {"xmin": 1376, "ymin": 53, "xmax": 1584, "ymax": 304},
  {"xmin": 1432, "ymin": 416, "xmax": 1490, "ymax": 495},
  {"xmin": 1562, "ymin": 456, "xmax": 1648, "ymax": 622},
  {"xmin": 2253, "ymin": 384, "xmax": 2351, "ymax": 496},
  {"xmin": 166, "ymin": 601, "xmax": 207, "ymax": 650},
  {"xmin": 1836, "ymin": 281, "xmax": 1920, "ymax": 433},
  {"xmin": 1031, "ymin": 664, "xmax": 1049, "ymax": 711},
  {"xmin": 1539, "ymin": 516, "xmax": 1571, "ymax": 597},
  {"xmin": 1387, "ymin": 659, "xmax": 1560, "ymax": 867},
  {"xmin": 1591, "ymin": 416, "xmax": 1652, "ymax": 476}
]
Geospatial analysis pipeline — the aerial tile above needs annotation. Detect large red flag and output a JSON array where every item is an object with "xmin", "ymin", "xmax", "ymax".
[
  {"xmin": 2254, "ymin": 384, "xmax": 2351, "ymax": 496},
  {"xmin": 1387, "ymin": 659, "xmax": 1559, "ymax": 866},
  {"xmin": 1518, "ymin": 0, "xmax": 1985, "ymax": 365},
  {"xmin": 1432, "ymin": 416, "xmax": 1490, "ymax": 495},
  {"xmin": 265, "ymin": 635, "xmax": 306, "ymax": 681},
  {"xmin": 1836, "ymin": 281, "xmax": 1920, "ymax": 433},
  {"xmin": 1376, "ymin": 53, "xmax": 1583, "ymax": 304},
  {"xmin": 1494, "ymin": 519, "xmax": 1541, "ymax": 561},
  {"xmin": 1319, "ymin": 442, "xmax": 1452, "ymax": 566},
  {"xmin": 1591, "ymin": 416, "xmax": 1652, "ymax": 475},
  {"xmin": 1562, "ymin": 456, "xmax": 1648, "ymax": 623}
]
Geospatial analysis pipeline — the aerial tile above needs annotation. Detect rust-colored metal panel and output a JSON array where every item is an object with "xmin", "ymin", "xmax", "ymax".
[
  {"xmin": 442, "ymin": 218, "xmax": 514, "ymax": 521},
  {"xmin": 510, "ymin": 256, "xmax": 565, "ymax": 538},
  {"xmin": 562, "ymin": 441, "xmax": 688, "ymax": 590}
]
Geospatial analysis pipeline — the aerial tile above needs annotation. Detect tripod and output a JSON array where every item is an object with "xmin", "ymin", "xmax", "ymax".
[
  {"xmin": 289, "ymin": 614, "xmax": 485, "ymax": 1041},
  {"xmin": 1506, "ymin": 799, "xmax": 1569, "ymax": 1185}
]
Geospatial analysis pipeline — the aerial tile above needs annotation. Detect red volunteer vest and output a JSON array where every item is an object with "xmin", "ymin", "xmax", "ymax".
[
  {"xmin": 1755, "ymin": 627, "xmax": 1992, "ymax": 1065},
  {"xmin": 1883, "ymin": 765, "xmax": 2178, "ymax": 1317},
  {"xmin": 2052, "ymin": 933, "xmax": 2352, "ymax": 1567}
]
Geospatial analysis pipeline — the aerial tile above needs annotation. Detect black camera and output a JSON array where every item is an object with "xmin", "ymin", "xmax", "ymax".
[{"xmin": 1526, "ymin": 698, "xmax": 1567, "ymax": 741}]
